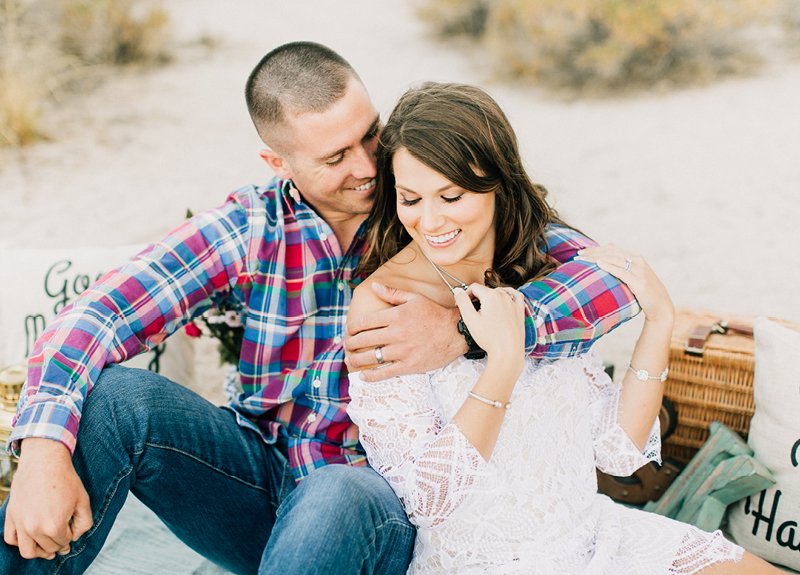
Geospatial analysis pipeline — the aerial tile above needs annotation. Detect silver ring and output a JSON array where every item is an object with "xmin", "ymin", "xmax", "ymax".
[
  {"xmin": 500, "ymin": 289, "xmax": 516, "ymax": 302},
  {"xmin": 624, "ymin": 258, "xmax": 632, "ymax": 272},
  {"xmin": 374, "ymin": 347, "xmax": 385, "ymax": 364}
]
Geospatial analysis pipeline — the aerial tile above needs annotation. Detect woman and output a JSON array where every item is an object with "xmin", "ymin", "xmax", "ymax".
[{"xmin": 346, "ymin": 82, "xmax": 778, "ymax": 574}]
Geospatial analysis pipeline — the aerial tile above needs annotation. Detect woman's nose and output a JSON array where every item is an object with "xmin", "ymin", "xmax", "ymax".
[{"xmin": 421, "ymin": 203, "xmax": 444, "ymax": 231}]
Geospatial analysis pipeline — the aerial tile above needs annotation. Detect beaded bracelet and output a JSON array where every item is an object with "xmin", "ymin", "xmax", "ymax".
[{"xmin": 626, "ymin": 361, "xmax": 668, "ymax": 382}]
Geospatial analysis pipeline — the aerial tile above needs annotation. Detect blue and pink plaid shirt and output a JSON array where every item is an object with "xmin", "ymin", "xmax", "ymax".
[{"xmin": 11, "ymin": 178, "xmax": 638, "ymax": 481}]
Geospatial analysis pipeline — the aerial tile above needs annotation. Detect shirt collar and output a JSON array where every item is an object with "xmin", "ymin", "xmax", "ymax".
[{"xmin": 281, "ymin": 178, "xmax": 302, "ymax": 206}]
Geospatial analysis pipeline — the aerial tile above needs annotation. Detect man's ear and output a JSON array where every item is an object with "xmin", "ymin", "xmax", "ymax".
[{"xmin": 259, "ymin": 149, "xmax": 293, "ymax": 180}]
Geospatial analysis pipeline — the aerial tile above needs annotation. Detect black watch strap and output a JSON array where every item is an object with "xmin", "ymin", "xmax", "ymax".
[{"xmin": 457, "ymin": 318, "xmax": 486, "ymax": 360}]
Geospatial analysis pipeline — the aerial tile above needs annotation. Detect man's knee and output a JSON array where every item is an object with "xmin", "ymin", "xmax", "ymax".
[
  {"xmin": 84, "ymin": 365, "xmax": 181, "ymax": 422},
  {"xmin": 290, "ymin": 465, "xmax": 410, "ymax": 530},
  {"xmin": 265, "ymin": 465, "xmax": 414, "ymax": 574},
  {"xmin": 78, "ymin": 365, "xmax": 183, "ymax": 452}
]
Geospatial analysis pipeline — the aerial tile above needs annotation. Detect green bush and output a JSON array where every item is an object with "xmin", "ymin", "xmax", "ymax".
[{"xmin": 419, "ymin": 0, "xmax": 776, "ymax": 93}]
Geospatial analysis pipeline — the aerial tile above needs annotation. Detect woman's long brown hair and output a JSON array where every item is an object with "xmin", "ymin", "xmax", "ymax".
[{"xmin": 356, "ymin": 82, "xmax": 570, "ymax": 288}]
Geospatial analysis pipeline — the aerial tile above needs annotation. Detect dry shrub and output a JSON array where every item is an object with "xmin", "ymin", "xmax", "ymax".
[
  {"xmin": 783, "ymin": 0, "xmax": 800, "ymax": 41},
  {"xmin": 417, "ymin": 0, "xmax": 490, "ymax": 38},
  {"xmin": 60, "ymin": 0, "xmax": 170, "ymax": 65},
  {"xmin": 419, "ymin": 0, "xmax": 776, "ymax": 93},
  {"xmin": 1, "ymin": 0, "xmax": 50, "ymax": 146},
  {"xmin": 0, "ymin": 74, "xmax": 45, "ymax": 146},
  {"xmin": 0, "ymin": 0, "xmax": 170, "ymax": 148}
]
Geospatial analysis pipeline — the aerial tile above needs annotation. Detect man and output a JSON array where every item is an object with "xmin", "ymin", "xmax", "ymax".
[{"xmin": 1, "ymin": 42, "xmax": 637, "ymax": 574}]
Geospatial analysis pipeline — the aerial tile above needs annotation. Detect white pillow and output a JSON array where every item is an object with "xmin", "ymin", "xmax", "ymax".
[
  {"xmin": 727, "ymin": 317, "xmax": 800, "ymax": 570},
  {"xmin": 0, "ymin": 244, "xmax": 195, "ymax": 389}
]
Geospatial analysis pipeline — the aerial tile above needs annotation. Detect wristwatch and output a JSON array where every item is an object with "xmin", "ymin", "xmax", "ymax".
[{"xmin": 458, "ymin": 318, "xmax": 486, "ymax": 360}]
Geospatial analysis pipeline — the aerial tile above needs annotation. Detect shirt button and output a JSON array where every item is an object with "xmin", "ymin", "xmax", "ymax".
[
  {"xmin": 337, "ymin": 282, "xmax": 345, "ymax": 291},
  {"xmin": 333, "ymin": 335, "xmax": 342, "ymax": 344},
  {"xmin": 307, "ymin": 413, "xmax": 317, "ymax": 423},
  {"xmin": 319, "ymin": 232, "xmax": 328, "ymax": 241},
  {"xmin": 537, "ymin": 337, "xmax": 547, "ymax": 345},
  {"xmin": 313, "ymin": 378, "xmax": 321, "ymax": 388}
]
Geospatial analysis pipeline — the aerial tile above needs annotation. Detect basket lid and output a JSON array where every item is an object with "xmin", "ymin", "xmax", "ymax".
[{"xmin": 672, "ymin": 308, "xmax": 800, "ymax": 356}]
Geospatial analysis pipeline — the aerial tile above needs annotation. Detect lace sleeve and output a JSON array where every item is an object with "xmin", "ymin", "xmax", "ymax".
[
  {"xmin": 584, "ymin": 349, "xmax": 661, "ymax": 476},
  {"xmin": 347, "ymin": 372, "xmax": 489, "ymax": 529}
]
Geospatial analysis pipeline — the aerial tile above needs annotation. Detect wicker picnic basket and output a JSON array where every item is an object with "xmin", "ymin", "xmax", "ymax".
[{"xmin": 662, "ymin": 308, "xmax": 800, "ymax": 464}]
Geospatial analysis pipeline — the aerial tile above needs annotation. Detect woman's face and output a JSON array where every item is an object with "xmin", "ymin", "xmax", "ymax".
[{"xmin": 393, "ymin": 147, "xmax": 496, "ymax": 269}]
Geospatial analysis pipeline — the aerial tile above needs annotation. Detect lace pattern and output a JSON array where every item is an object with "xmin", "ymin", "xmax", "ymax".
[{"xmin": 347, "ymin": 349, "xmax": 744, "ymax": 574}]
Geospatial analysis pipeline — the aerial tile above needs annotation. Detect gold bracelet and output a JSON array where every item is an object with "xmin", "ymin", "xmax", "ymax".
[
  {"xmin": 626, "ymin": 361, "xmax": 668, "ymax": 382},
  {"xmin": 468, "ymin": 391, "xmax": 511, "ymax": 410}
]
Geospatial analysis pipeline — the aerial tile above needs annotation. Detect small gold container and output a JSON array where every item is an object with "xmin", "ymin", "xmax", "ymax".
[
  {"xmin": 0, "ymin": 364, "xmax": 26, "ymax": 412},
  {"xmin": 0, "ymin": 364, "xmax": 25, "ymax": 503}
]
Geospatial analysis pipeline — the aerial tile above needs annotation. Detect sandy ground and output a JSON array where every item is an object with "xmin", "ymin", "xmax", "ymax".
[{"xmin": 2, "ymin": 0, "xmax": 799, "ymax": 396}]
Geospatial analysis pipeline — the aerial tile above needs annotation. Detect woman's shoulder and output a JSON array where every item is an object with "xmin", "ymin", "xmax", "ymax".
[{"xmin": 350, "ymin": 245, "xmax": 440, "ymax": 321}]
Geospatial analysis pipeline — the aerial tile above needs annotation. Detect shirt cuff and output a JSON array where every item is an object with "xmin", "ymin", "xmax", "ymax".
[{"xmin": 8, "ymin": 402, "xmax": 79, "ymax": 457}]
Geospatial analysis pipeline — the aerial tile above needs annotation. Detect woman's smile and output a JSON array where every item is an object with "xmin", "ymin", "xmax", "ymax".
[{"xmin": 423, "ymin": 229, "xmax": 461, "ymax": 247}]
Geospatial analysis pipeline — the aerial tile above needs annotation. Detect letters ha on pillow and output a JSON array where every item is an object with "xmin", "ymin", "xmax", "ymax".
[
  {"xmin": 0, "ymin": 244, "xmax": 195, "ymax": 390},
  {"xmin": 727, "ymin": 317, "xmax": 800, "ymax": 570}
]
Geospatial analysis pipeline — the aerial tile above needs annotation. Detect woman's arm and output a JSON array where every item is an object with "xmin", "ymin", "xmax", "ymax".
[
  {"xmin": 448, "ymin": 284, "xmax": 526, "ymax": 460},
  {"xmin": 577, "ymin": 244, "xmax": 674, "ymax": 451},
  {"xmin": 346, "ymin": 279, "xmax": 526, "ymax": 526}
]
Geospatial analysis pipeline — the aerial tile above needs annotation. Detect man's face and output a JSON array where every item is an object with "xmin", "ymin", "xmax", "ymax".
[{"xmin": 275, "ymin": 79, "xmax": 380, "ymax": 222}]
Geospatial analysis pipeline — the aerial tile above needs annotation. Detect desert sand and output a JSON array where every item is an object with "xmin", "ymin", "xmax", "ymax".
[{"xmin": 2, "ymin": 0, "xmax": 799, "ymax": 395}]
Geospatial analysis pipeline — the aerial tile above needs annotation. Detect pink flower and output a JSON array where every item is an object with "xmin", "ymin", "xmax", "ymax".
[
  {"xmin": 184, "ymin": 323, "xmax": 203, "ymax": 338},
  {"xmin": 224, "ymin": 311, "xmax": 242, "ymax": 327}
]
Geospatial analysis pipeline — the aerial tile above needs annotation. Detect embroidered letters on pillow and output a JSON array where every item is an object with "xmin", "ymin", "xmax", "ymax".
[
  {"xmin": 727, "ymin": 317, "xmax": 800, "ymax": 570},
  {"xmin": 0, "ymin": 244, "xmax": 195, "ymax": 389}
]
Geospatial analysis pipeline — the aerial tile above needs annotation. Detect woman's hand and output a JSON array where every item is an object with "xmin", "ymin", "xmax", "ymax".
[
  {"xmin": 453, "ymin": 284, "xmax": 525, "ymax": 371},
  {"xmin": 576, "ymin": 244, "xmax": 674, "ymax": 326}
]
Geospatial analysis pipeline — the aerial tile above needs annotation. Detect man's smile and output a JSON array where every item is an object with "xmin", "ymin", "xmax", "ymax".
[{"xmin": 349, "ymin": 178, "xmax": 376, "ymax": 192}]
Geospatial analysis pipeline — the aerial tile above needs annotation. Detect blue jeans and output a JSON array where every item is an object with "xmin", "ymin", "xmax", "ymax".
[{"xmin": 0, "ymin": 365, "xmax": 415, "ymax": 575}]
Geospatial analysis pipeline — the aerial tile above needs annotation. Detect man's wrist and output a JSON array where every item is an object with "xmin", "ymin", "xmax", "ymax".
[
  {"xmin": 457, "ymin": 318, "xmax": 486, "ymax": 359},
  {"xmin": 450, "ymin": 307, "xmax": 470, "ymax": 357},
  {"xmin": 19, "ymin": 437, "xmax": 71, "ymax": 461}
]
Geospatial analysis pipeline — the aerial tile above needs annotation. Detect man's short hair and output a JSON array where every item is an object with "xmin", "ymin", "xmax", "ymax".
[{"xmin": 245, "ymin": 41, "xmax": 360, "ymax": 154}]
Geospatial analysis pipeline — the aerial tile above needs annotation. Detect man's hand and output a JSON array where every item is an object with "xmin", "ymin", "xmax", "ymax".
[
  {"xmin": 4, "ymin": 438, "xmax": 93, "ymax": 560},
  {"xmin": 345, "ymin": 283, "xmax": 467, "ymax": 382}
]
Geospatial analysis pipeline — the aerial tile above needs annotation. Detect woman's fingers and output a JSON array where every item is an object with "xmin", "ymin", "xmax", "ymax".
[
  {"xmin": 577, "ymin": 245, "xmax": 644, "ymax": 272},
  {"xmin": 454, "ymin": 284, "xmax": 525, "ymax": 360}
]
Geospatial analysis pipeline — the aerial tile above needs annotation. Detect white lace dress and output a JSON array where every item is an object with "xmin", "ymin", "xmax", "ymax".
[{"xmin": 347, "ymin": 350, "xmax": 744, "ymax": 574}]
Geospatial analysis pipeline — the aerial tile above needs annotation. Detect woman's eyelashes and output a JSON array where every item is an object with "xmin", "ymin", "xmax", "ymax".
[
  {"xmin": 442, "ymin": 195, "xmax": 463, "ymax": 204},
  {"xmin": 397, "ymin": 194, "xmax": 464, "ymax": 207}
]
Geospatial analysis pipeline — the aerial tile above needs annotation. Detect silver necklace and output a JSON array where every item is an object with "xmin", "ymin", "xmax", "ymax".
[
  {"xmin": 418, "ymin": 248, "xmax": 468, "ymax": 293},
  {"xmin": 418, "ymin": 247, "xmax": 486, "ymax": 359}
]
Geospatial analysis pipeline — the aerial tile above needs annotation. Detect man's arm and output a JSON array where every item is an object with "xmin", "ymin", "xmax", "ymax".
[
  {"xmin": 4, "ymin": 186, "xmax": 264, "ymax": 558},
  {"xmin": 519, "ymin": 224, "xmax": 639, "ymax": 358},
  {"xmin": 345, "ymin": 225, "xmax": 637, "ymax": 381},
  {"xmin": 9, "ymin": 189, "xmax": 260, "ymax": 456}
]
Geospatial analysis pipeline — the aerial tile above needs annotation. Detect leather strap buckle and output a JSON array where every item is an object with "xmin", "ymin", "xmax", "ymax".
[{"xmin": 684, "ymin": 320, "xmax": 754, "ymax": 357}]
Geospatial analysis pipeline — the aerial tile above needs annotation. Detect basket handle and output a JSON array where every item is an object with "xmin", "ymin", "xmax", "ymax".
[{"xmin": 684, "ymin": 320, "xmax": 754, "ymax": 356}]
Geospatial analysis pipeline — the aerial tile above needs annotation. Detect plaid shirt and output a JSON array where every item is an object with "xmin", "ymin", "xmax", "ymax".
[{"xmin": 11, "ymin": 178, "xmax": 638, "ymax": 481}]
